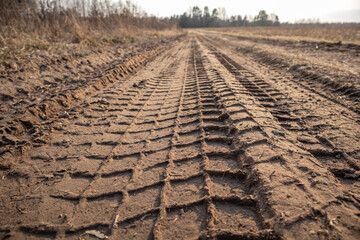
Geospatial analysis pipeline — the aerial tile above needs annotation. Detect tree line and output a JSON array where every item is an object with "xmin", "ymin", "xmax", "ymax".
[{"xmin": 170, "ymin": 7, "xmax": 280, "ymax": 28}]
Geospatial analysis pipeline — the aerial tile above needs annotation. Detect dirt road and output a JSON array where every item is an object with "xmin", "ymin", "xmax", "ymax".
[{"xmin": 0, "ymin": 31, "xmax": 359, "ymax": 239}]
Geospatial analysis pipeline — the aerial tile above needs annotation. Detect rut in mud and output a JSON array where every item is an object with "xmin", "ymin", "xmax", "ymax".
[{"xmin": 0, "ymin": 32, "xmax": 359, "ymax": 240}]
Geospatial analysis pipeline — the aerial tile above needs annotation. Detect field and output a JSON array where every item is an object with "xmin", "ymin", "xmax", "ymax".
[
  {"xmin": 0, "ymin": 25, "xmax": 359, "ymax": 240},
  {"xmin": 205, "ymin": 26, "xmax": 360, "ymax": 43}
]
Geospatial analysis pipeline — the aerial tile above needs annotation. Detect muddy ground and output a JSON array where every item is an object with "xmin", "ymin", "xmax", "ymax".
[{"xmin": 0, "ymin": 30, "xmax": 359, "ymax": 239}]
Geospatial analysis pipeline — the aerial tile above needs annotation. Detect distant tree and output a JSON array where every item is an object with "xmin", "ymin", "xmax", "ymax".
[
  {"xmin": 192, "ymin": 6, "xmax": 202, "ymax": 27},
  {"xmin": 236, "ymin": 15, "xmax": 243, "ymax": 26},
  {"xmin": 254, "ymin": 10, "xmax": 269, "ymax": 26},
  {"xmin": 269, "ymin": 13, "xmax": 280, "ymax": 26},
  {"xmin": 218, "ymin": 7, "xmax": 227, "ymax": 21},
  {"xmin": 179, "ymin": 12, "xmax": 189, "ymax": 28},
  {"xmin": 295, "ymin": 18, "xmax": 321, "ymax": 25},
  {"xmin": 91, "ymin": 0, "xmax": 100, "ymax": 17},
  {"xmin": 171, "ymin": 6, "xmax": 280, "ymax": 28},
  {"xmin": 203, "ymin": 6, "xmax": 210, "ymax": 27},
  {"xmin": 230, "ymin": 15, "xmax": 236, "ymax": 26},
  {"xmin": 274, "ymin": 15, "xmax": 280, "ymax": 26},
  {"xmin": 243, "ymin": 15, "xmax": 248, "ymax": 26},
  {"xmin": 211, "ymin": 8, "xmax": 219, "ymax": 27}
]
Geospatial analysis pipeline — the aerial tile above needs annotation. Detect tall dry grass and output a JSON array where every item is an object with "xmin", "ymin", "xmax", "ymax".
[{"xmin": 0, "ymin": 0, "xmax": 178, "ymax": 60}]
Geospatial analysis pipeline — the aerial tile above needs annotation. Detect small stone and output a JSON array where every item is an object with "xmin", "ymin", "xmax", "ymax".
[
  {"xmin": 85, "ymin": 230, "xmax": 108, "ymax": 239},
  {"xmin": 59, "ymin": 112, "xmax": 69, "ymax": 118}
]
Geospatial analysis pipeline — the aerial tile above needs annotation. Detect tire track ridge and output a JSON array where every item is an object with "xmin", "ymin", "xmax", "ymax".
[
  {"xmin": 191, "ymin": 40, "xmax": 280, "ymax": 239},
  {"xmin": 0, "ymin": 38, "xmax": 185, "ymax": 171},
  {"xmin": 196, "ymin": 37, "xmax": 360, "ymax": 239},
  {"xmin": 3, "ymin": 40, "xmax": 190, "ymax": 238},
  {"xmin": 65, "ymin": 47, "xmax": 189, "ymax": 233},
  {"xmin": 199, "ymin": 35, "xmax": 360, "ymax": 186},
  {"xmin": 110, "ymin": 41, "xmax": 191, "ymax": 236},
  {"xmin": 200, "ymin": 33, "xmax": 360, "ymax": 114}
]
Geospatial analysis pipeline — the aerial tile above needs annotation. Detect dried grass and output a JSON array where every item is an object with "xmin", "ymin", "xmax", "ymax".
[
  {"xmin": 205, "ymin": 26, "xmax": 360, "ymax": 44},
  {"xmin": 0, "ymin": 0, "xmax": 179, "ymax": 60}
]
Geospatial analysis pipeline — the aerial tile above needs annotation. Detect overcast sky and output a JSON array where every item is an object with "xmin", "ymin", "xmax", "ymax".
[{"xmin": 133, "ymin": 0, "xmax": 360, "ymax": 22}]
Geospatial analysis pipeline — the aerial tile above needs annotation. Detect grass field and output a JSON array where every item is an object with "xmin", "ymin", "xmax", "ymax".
[{"xmin": 203, "ymin": 26, "xmax": 360, "ymax": 44}]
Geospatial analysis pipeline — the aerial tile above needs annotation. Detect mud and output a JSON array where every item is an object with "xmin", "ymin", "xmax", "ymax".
[{"xmin": 0, "ymin": 31, "xmax": 359, "ymax": 239}]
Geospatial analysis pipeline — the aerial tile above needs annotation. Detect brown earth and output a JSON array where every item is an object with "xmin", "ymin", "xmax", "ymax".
[{"xmin": 0, "ymin": 30, "xmax": 359, "ymax": 240}]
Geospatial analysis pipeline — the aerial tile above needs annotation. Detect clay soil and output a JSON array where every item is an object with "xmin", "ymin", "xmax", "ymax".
[{"xmin": 0, "ymin": 30, "xmax": 359, "ymax": 240}]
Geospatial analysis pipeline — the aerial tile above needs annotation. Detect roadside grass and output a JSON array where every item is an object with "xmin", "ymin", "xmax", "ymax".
[{"xmin": 0, "ymin": 0, "xmax": 181, "ymax": 63}]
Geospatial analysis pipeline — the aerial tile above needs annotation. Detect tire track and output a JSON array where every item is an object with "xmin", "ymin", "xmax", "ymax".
[
  {"xmin": 0, "ymin": 33, "xmax": 359, "ymax": 240},
  {"xmin": 197, "ymin": 34, "xmax": 360, "ymax": 184},
  {"xmin": 198, "ymin": 31, "xmax": 360, "ymax": 114},
  {"xmin": 196, "ymin": 36, "xmax": 360, "ymax": 239},
  {"xmin": 0, "ymin": 39, "xmax": 192, "ymax": 238}
]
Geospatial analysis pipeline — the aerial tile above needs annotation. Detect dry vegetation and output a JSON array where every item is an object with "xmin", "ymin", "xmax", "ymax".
[
  {"xmin": 0, "ymin": 0, "xmax": 180, "ymax": 61},
  {"xmin": 204, "ymin": 26, "xmax": 360, "ymax": 43}
]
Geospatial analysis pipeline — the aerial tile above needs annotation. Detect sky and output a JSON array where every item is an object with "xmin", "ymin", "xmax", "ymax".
[{"xmin": 132, "ymin": 0, "xmax": 360, "ymax": 22}]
